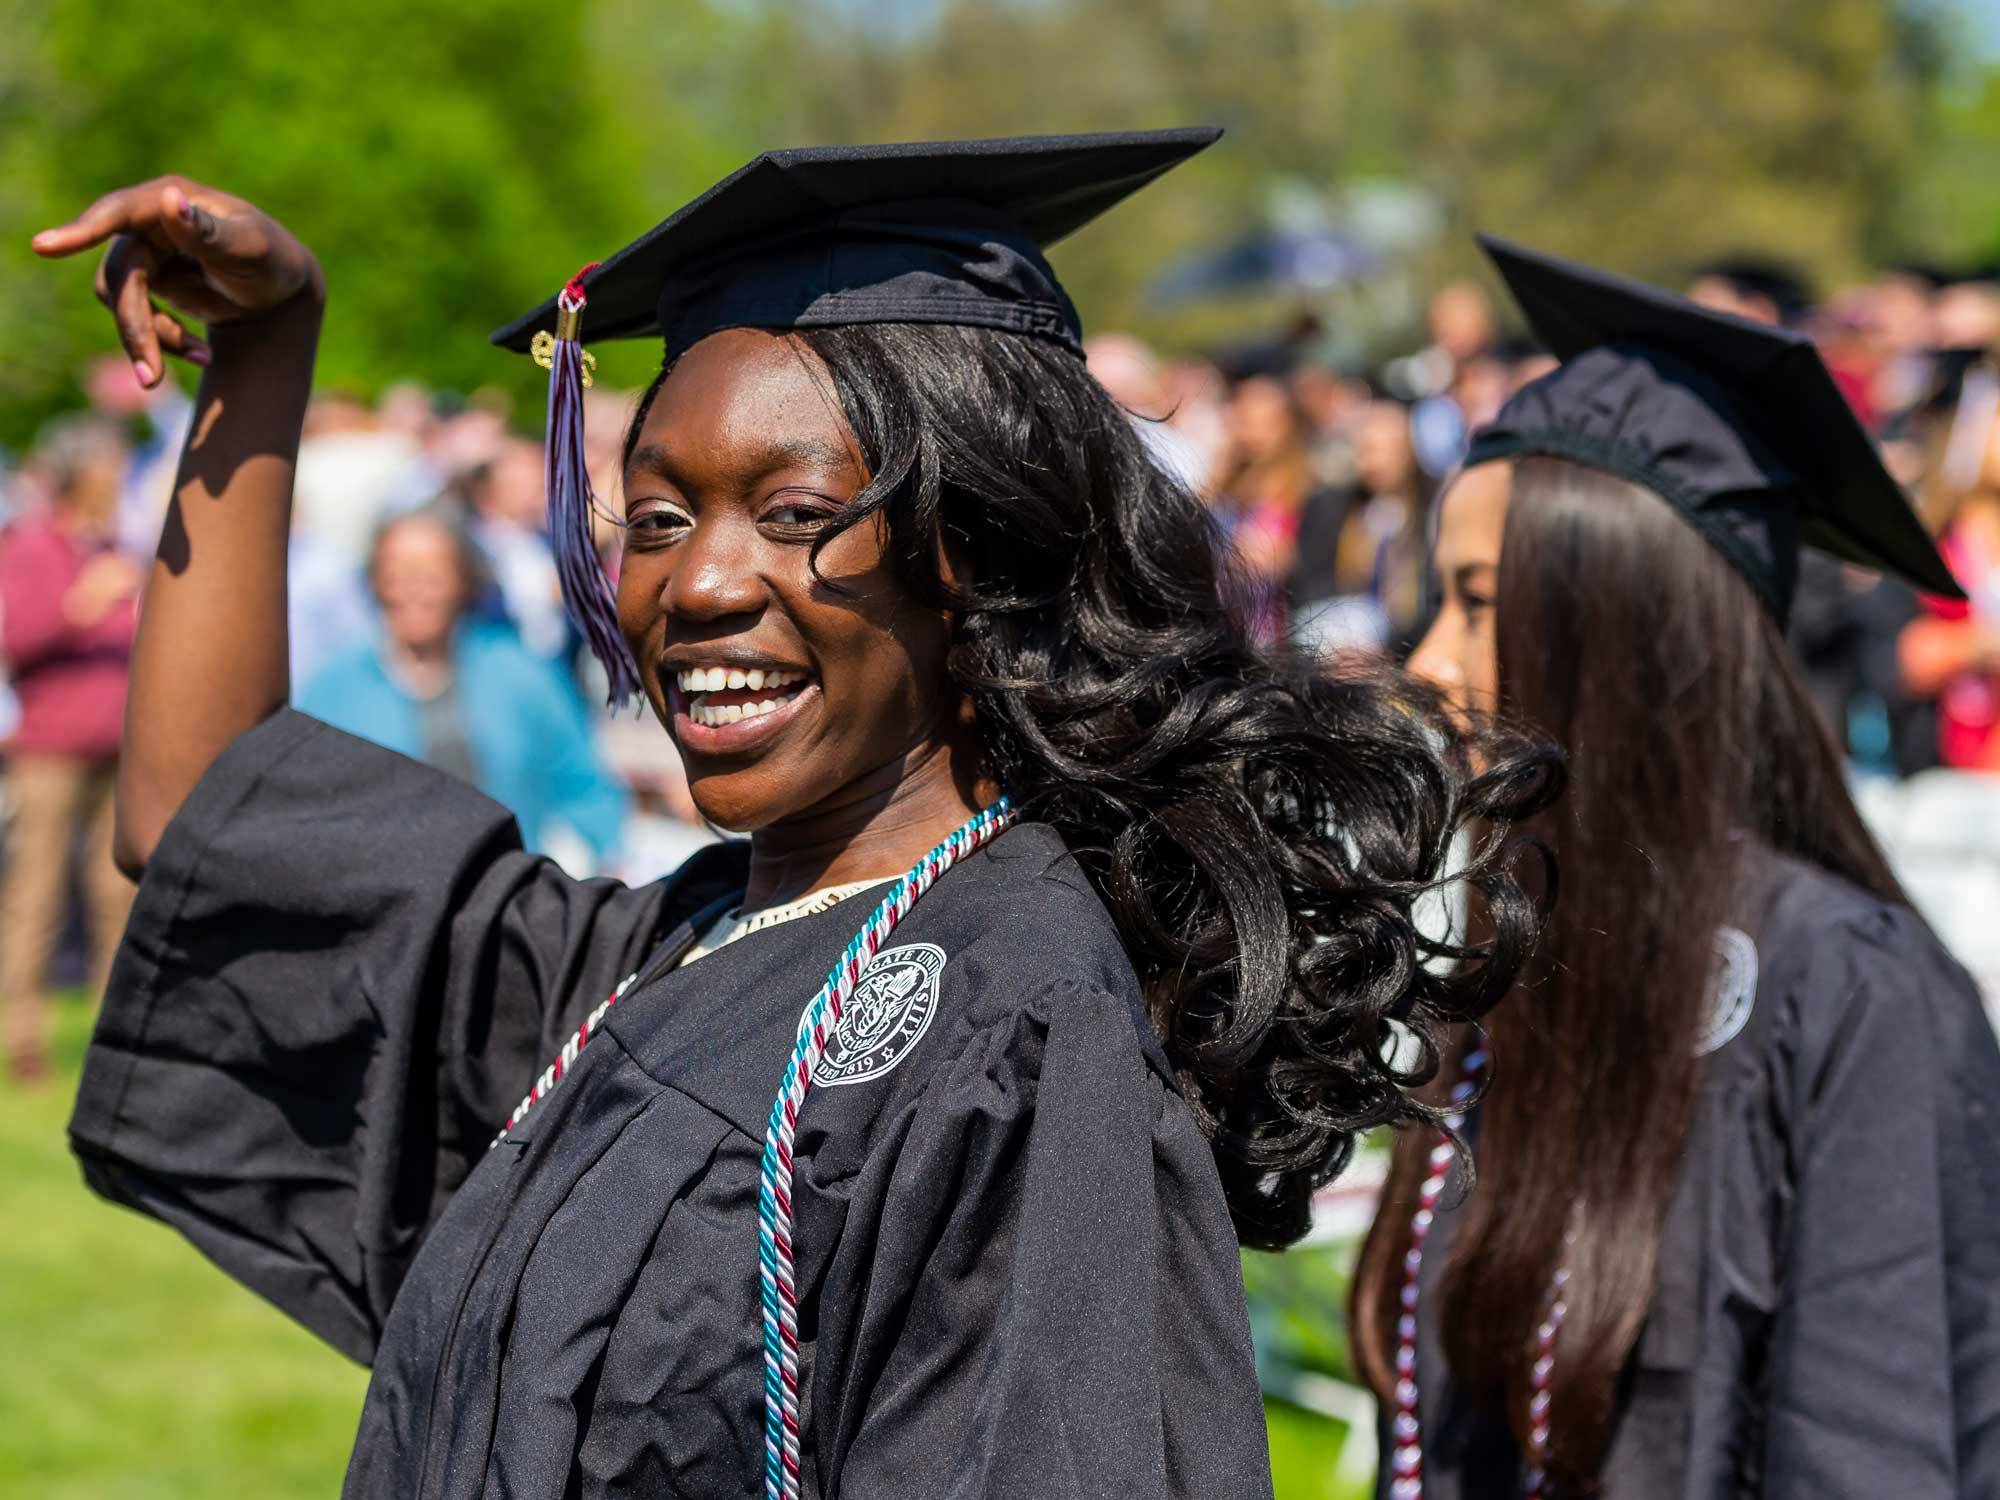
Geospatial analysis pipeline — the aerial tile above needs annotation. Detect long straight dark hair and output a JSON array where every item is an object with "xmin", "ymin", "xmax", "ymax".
[{"xmin": 1352, "ymin": 457, "xmax": 1905, "ymax": 1488}]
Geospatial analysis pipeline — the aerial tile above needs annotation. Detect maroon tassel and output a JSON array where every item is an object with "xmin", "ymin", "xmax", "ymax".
[{"xmin": 537, "ymin": 263, "xmax": 641, "ymax": 704}]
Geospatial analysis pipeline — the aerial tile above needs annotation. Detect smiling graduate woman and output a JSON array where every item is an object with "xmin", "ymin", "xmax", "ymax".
[{"xmin": 36, "ymin": 131, "xmax": 1553, "ymax": 1500}]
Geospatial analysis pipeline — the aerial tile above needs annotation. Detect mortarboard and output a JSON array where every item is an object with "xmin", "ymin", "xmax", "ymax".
[
  {"xmin": 492, "ymin": 128, "xmax": 1222, "ymax": 702},
  {"xmin": 1465, "ymin": 235, "xmax": 1965, "ymax": 621},
  {"xmin": 492, "ymin": 128, "xmax": 1222, "ymax": 361}
]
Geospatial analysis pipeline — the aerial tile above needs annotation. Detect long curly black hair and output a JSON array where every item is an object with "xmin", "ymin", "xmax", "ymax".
[{"xmin": 627, "ymin": 323, "xmax": 1559, "ymax": 1248}]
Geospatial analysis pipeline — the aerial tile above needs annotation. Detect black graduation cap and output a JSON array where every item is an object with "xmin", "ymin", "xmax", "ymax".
[
  {"xmin": 491, "ymin": 128, "xmax": 1222, "ymax": 360},
  {"xmin": 492, "ymin": 129, "xmax": 1222, "ymax": 707},
  {"xmin": 1465, "ymin": 235, "xmax": 1965, "ymax": 619}
]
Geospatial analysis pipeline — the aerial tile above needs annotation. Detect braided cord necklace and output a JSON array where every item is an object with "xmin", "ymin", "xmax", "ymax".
[
  {"xmin": 1387, "ymin": 1046, "xmax": 1571, "ymax": 1500},
  {"xmin": 756, "ymin": 798, "xmax": 1015, "ymax": 1500}
]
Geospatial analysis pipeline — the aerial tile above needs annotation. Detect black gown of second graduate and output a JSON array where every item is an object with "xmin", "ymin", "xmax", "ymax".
[
  {"xmin": 1382, "ymin": 846, "xmax": 2000, "ymax": 1499},
  {"xmin": 69, "ymin": 710, "xmax": 1275, "ymax": 1499}
]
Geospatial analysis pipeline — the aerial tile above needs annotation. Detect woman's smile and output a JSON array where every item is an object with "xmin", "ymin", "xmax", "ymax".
[{"xmin": 666, "ymin": 657, "xmax": 821, "ymax": 754}]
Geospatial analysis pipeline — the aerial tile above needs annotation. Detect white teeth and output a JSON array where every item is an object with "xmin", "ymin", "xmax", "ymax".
[
  {"xmin": 685, "ymin": 693, "xmax": 799, "ymax": 728},
  {"xmin": 677, "ymin": 666, "xmax": 806, "ymax": 692}
]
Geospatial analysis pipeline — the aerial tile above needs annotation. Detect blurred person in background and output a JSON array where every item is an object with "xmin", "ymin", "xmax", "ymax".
[
  {"xmin": 1291, "ymin": 396, "xmax": 1433, "ymax": 660},
  {"xmin": 1158, "ymin": 353, "xmax": 1231, "ymax": 495},
  {"xmin": 427, "ymin": 387, "xmax": 511, "ymax": 489},
  {"xmin": 594, "ymin": 708, "xmax": 718, "ymax": 886},
  {"xmin": 377, "ymin": 379, "xmax": 441, "ymax": 448},
  {"xmin": 1290, "ymin": 358, "xmax": 1372, "ymax": 490},
  {"xmin": 1447, "ymin": 342, "xmax": 1516, "ymax": 430},
  {"xmin": 1862, "ymin": 267, "xmax": 1946, "ymax": 421},
  {"xmin": 1409, "ymin": 281, "xmax": 1499, "ymax": 477},
  {"xmin": 285, "ymin": 385, "xmax": 442, "ymax": 687},
  {"xmin": 464, "ymin": 434, "xmax": 569, "ymax": 662},
  {"xmin": 1084, "ymin": 332, "xmax": 1210, "ymax": 493},
  {"xmin": 1931, "ymin": 274, "xmax": 2000, "ymax": 356},
  {"xmin": 297, "ymin": 506, "xmax": 627, "ymax": 864},
  {"xmin": 80, "ymin": 353, "xmax": 195, "ymax": 556},
  {"xmin": 1685, "ymin": 254, "xmax": 1811, "ymax": 328},
  {"xmin": 1813, "ymin": 288, "xmax": 1889, "ymax": 429},
  {"xmin": 1787, "ymin": 548, "xmax": 1932, "ymax": 776},
  {"xmin": 1409, "ymin": 340, "xmax": 1530, "ymax": 478},
  {"xmin": 0, "ymin": 415, "xmax": 139, "ymax": 1081},
  {"xmin": 1357, "ymin": 241, "xmax": 1998, "ymax": 1500},
  {"xmin": 583, "ymin": 382, "xmax": 638, "ymax": 565},
  {"xmin": 293, "ymin": 387, "xmax": 438, "ymax": 564},
  {"xmin": 1213, "ymin": 366, "xmax": 1339, "ymax": 636},
  {"xmin": 1427, "ymin": 279, "xmax": 1497, "ymax": 375},
  {"xmin": 1902, "ymin": 350, "xmax": 2000, "ymax": 772}
]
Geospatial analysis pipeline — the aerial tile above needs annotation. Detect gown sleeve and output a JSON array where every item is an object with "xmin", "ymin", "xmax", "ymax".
[
  {"xmin": 809, "ymin": 979, "xmax": 1275, "ymax": 1500},
  {"xmin": 1761, "ymin": 901, "xmax": 2000, "ymax": 1497},
  {"xmin": 68, "ymin": 708, "xmax": 721, "ymax": 1364}
]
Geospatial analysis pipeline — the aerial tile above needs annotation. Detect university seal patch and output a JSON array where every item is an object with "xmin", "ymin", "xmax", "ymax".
[
  {"xmin": 1694, "ymin": 925, "xmax": 1758, "ymax": 1058},
  {"xmin": 815, "ymin": 942, "xmax": 946, "ymax": 1087}
]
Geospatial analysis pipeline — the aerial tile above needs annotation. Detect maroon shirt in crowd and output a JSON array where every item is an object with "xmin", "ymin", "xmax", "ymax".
[{"xmin": 0, "ymin": 515, "xmax": 137, "ymax": 760}]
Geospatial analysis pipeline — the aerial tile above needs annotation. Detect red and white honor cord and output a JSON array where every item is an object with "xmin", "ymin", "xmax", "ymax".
[
  {"xmin": 756, "ymin": 798, "xmax": 1014, "ymax": 1500},
  {"xmin": 490, "ymin": 970, "xmax": 640, "ymax": 1149},
  {"xmin": 1388, "ymin": 1047, "xmax": 1570, "ymax": 1500}
]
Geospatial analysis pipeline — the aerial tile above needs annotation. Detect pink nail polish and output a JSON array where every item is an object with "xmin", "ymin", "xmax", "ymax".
[{"xmin": 133, "ymin": 360, "xmax": 154, "ymax": 385}]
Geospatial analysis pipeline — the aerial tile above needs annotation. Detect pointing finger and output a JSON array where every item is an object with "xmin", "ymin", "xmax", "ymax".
[{"xmin": 31, "ymin": 186, "xmax": 146, "ymax": 259}]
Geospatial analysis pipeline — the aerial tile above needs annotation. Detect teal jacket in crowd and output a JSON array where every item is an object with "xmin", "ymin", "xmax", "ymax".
[{"xmin": 297, "ymin": 622, "xmax": 628, "ymax": 860}]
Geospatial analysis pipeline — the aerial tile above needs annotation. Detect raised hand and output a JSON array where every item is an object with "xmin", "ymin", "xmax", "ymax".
[
  {"xmin": 34, "ymin": 178, "xmax": 326, "ymax": 873},
  {"xmin": 32, "ymin": 176, "xmax": 323, "ymax": 388}
]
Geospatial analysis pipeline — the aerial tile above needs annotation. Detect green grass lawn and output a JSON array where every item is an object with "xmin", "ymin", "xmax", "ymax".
[
  {"xmin": 0, "ymin": 997, "xmax": 368, "ymax": 1499},
  {"xmin": 2, "ymin": 995, "xmax": 1366, "ymax": 1497}
]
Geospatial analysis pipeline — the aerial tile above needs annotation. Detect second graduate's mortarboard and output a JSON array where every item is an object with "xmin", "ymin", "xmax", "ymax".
[
  {"xmin": 490, "ymin": 128, "xmax": 1222, "ymax": 702},
  {"xmin": 1465, "ymin": 235, "xmax": 1965, "ymax": 621}
]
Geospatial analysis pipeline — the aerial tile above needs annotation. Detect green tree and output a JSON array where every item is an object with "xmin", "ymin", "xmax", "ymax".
[
  {"xmin": 1371, "ymin": 0, "xmax": 1936, "ymax": 291},
  {"xmin": 4, "ymin": 0, "xmax": 1989, "ymax": 451},
  {"xmin": 747, "ymin": 0, "xmax": 1966, "ymax": 345},
  {"xmin": 1899, "ymin": 61, "xmax": 2000, "ymax": 264},
  {"xmin": 0, "ymin": 0, "xmax": 747, "ymax": 446}
]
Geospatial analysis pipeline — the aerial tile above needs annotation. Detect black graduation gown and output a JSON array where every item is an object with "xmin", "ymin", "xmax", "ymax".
[
  {"xmin": 70, "ymin": 709, "xmax": 1274, "ymax": 1499},
  {"xmin": 1381, "ymin": 847, "xmax": 2000, "ymax": 1499}
]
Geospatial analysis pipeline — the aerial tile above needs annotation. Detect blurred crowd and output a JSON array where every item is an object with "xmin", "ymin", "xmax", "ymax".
[
  {"xmin": 1091, "ymin": 260, "xmax": 2000, "ymax": 783},
  {"xmin": 1, "ymin": 252, "xmax": 1997, "ymax": 1076}
]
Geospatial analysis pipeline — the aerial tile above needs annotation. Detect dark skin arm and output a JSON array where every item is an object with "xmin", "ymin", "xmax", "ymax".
[{"xmin": 33, "ymin": 177, "xmax": 324, "ymax": 875}]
